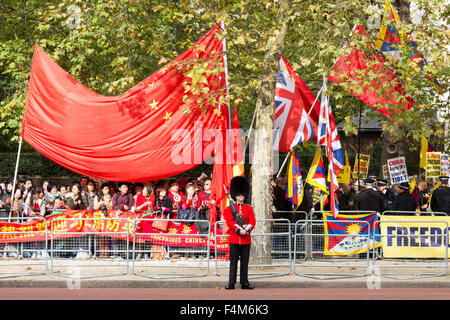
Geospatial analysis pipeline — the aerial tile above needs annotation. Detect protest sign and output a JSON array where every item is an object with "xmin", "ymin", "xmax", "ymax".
[
  {"xmin": 352, "ymin": 153, "xmax": 370, "ymax": 180},
  {"xmin": 387, "ymin": 156, "xmax": 408, "ymax": 184},
  {"xmin": 441, "ymin": 154, "xmax": 449, "ymax": 176},
  {"xmin": 426, "ymin": 152, "xmax": 442, "ymax": 179}
]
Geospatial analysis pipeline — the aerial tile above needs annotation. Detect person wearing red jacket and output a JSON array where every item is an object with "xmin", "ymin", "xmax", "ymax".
[{"xmin": 223, "ymin": 176, "xmax": 256, "ymax": 290}]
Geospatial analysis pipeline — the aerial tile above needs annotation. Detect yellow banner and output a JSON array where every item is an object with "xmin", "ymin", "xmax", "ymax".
[
  {"xmin": 336, "ymin": 165, "xmax": 351, "ymax": 184},
  {"xmin": 352, "ymin": 153, "xmax": 370, "ymax": 180},
  {"xmin": 380, "ymin": 215, "xmax": 449, "ymax": 258},
  {"xmin": 426, "ymin": 152, "xmax": 442, "ymax": 179}
]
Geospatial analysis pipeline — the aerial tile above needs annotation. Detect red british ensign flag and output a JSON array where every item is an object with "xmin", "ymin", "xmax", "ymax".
[{"xmin": 273, "ymin": 56, "xmax": 318, "ymax": 153}]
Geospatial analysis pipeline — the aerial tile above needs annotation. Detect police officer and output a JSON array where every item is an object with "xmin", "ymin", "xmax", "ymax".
[
  {"xmin": 356, "ymin": 178, "xmax": 385, "ymax": 213},
  {"xmin": 376, "ymin": 179, "xmax": 394, "ymax": 212},
  {"xmin": 224, "ymin": 176, "xmax": 256, "ymax": 290},
  {"xmin": 393, "ymin": 182, "xmax": 417, "ymax": 214},
  {"xmin": 430, "ymin": 176, "xmax": 450, "ymax": 215}
]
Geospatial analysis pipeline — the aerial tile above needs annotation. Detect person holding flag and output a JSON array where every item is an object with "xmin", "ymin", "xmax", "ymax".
[{"xmin": 284, "ymin": 150, "xmax": 313, "ymax": 222}]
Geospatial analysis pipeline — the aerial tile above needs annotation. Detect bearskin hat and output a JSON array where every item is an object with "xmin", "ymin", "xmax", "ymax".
[{"xmin": 230, "ymin": 176, "xmax": 249, "ymax": 201}]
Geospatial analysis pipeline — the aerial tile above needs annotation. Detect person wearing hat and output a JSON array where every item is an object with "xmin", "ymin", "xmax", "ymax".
[
  {"xmin": 356, "ymin": 178, "xmax": 385, "ymax": 213},
  {"xmin": 393, "ymin": 182, "xmax": 417, "ymax": 213},
  {"xmin": 430, "ymin": 176, "xmax": 450, "ymax": 214},
  {"xmin": 376, "ymin": 179, "xmax": 395, "ymax": 212},
  {"xmin": 223, "ymin": 176, "xmax": 256, "ymax": 290}
]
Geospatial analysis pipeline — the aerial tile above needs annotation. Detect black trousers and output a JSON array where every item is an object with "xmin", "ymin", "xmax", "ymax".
[{"xmin": 228, "ymin": 243, "xmax": 251, "ymax": 285}]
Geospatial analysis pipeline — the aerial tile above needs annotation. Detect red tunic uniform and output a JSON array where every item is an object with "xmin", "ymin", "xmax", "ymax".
[{"xmin": 223, "ymin": 203, "xmax": 256, "ymax": 245}]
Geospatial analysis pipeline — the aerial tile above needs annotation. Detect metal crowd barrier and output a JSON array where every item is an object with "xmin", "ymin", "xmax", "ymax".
[
  {"xmin": 0, "ymin": 210, "xmax": 448, "ymax": 280},
  {"xmin": 0, "ymin": 216, "xmax": 48, "ymax": 278},
  {"xmin": 372, "ymin": 220, "xmax": 449, "ymax": 279},
  {"xmin": 293, "ymin": 219, "xmax": 371, "ymax": 279},
  {"xmin": 132, "ymin": 218, "xmax": 211, "ymax": 279},
  {"xmin": 50, "ymin": 217, "xmax": 130, "ymax": 279},
  {"xmin": 214, "ymin": 219, "xmax": 292, "ymax": 279}
]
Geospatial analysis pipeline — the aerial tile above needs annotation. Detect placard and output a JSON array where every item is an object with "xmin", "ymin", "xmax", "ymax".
[
  {"xmin": 441, "ymin": 154, "xmax": 449, "ymax": 176},
  {"xmin": 387, "ymin": 156, "xmax": 408, "ymax": 184},
  {"xmin": 382, "ymin": 165, "xmax": 388, "ymax": 180},
  {"xmin": 336, "ymin": 165, "xmax": 351, "ymax": 184},
  {"xmin": 426, "ymin": 152, "xmax": 442, "ymax": 179},
  {"xmin": 352, "ymin": 153, "xmax": 370, "ymax": 180}
]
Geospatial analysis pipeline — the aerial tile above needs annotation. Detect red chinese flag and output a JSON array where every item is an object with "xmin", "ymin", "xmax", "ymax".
[
  {"xmin": 21, "ymin": 26, "xmax": 229, "ymax": 182},
  {"xmin": 328, "ymin": 25, "xmax": 413, "ymax": 122}
]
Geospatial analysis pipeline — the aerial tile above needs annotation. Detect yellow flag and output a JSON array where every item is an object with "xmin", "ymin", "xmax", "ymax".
[{"xmin": 420, "ymin": 136, "xmax": 428, "ymax": 169}]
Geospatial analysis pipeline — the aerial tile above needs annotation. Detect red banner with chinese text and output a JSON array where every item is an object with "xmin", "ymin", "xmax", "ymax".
[{"xmin": 0, "ymin": 210, "xmax": 230, "ymax": 249}]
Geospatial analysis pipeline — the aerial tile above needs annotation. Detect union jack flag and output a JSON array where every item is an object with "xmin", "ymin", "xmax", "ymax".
[
  {"xmin": 317, "ymin": 78, "xmax": 345, "ymax": 176},
  {"xmin": 273, "ymin": 56, "xmax": 318, "ymax": 153},
  {"xmin": 320, "ymin": 77, "xmax": 344, "ymax": 217}
]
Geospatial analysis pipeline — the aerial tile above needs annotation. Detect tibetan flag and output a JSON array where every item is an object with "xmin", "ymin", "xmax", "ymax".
[
  {"xmin": 231, "ymin": 102, "xmax": 245, "ymax": 177},
  {"xmin": 320, "ymin": 194, "xmax": 329, "ymax": 211},
  {"xmin": 420, "ymin": 136, "xmax": 434, "ymax": 169},
  {"xmin": 410, "ymin": 176, "xmax": 420, "ymax": 207},
  {"xmin": 305, "ymin": 146, "xmax": 328, "ymax": 193},
  {"xmin": 323, "ymin": 212, "xmax": 381, "ymax": 255},
  {"xmin": 328, "ymin": 25, "xmax": 414, "ymax": 122},
  {"xmin": 285, "ymin": 150, "xmax": 304, "ymax": 209},
  {"xmin": 376, "ymin": 0, "xmax": 443, "ymax": 94}
]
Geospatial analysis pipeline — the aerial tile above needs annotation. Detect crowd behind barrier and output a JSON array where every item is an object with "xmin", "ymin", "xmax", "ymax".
[{"xmin": 0, "ymin": 174, "xmax": 449, "ymax": 280}]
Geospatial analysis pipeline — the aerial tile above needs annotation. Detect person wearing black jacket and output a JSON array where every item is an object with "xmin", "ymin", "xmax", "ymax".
[
  {"xmin": 393, "ymin": 182, "xmax": 417, "ymax": 214},
  {"xmin": 430, "ymin": 176, "xmax": 450, "ymax": 214},
  {"xmin": 356, "ymin": 179, "xmax": 385, "ymax": 213},
  {"xmin": 377, "ymin": 179, "xmax": 395, "ymax": 213},
  {"xmin": 272, "ymin": 177, "xmax": 293, "ymax": 220}
]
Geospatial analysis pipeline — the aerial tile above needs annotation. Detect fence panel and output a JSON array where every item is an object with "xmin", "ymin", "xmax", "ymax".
[
  {"xmin": 214, "ymin": 219, "xmax": 292, "ymax": 279},
  {"xmin": 293, "ymin": 219, "xmax": 371, "ymax": 279},
  {"xmin": 0, "ymin": 216, "xmax": 48, "ymax": 278},
  {"xmin": 132, "ymin": 218, "xmax": 211, "ymax": 279},
  {"xmin": 372, "ymin": 220, "xmax": 448, "ymax": 279},
  {"xmin": 50, "ymin": 217, "xmax": 130, "ymax": 279}
]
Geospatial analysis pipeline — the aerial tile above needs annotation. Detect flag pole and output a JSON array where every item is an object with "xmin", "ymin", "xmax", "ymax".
[
  {"xmin": 9, "ymin": 136, "xmax": 23, "ymax": 222},
  {"xmin": 243, "ymin": 106, "xmax": 256, "ymax": 155},
  {"xmin": 276, "ymin": 149, "xmax": 293, "ymax": 179},
  {"xmin": 221, "ymin": 21, "xmax": 232, "ymax": 129},
  {"xmin": 357, "ymin": 100, "xmax": 362, "ymax": 189}
]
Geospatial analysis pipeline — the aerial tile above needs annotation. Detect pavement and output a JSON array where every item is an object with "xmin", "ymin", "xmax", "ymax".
[{"xmin": 0, "ymin": 258, "xmax": 450, "ymax": 289}]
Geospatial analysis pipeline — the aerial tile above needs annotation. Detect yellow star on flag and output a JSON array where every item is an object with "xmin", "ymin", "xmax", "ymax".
[
  {"xmin": 163, "ymin": 111, "xmax": 172, "ymax": 121},
  {"xmin": 147, "ymin": 81, "xmax": 155, "ymax": 88},
  {"xmin": 149, "ymin": 99, "xmax": 159, "ymax": 110}
]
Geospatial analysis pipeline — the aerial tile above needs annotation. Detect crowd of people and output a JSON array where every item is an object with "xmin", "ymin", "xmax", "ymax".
[
  {"xmin": 273, "ymin": 175, "xmax": 450, "ymax": 220},
  {"xmin": 2, "ymin": 173, "xmax": 449, "ymax": 223},
  {"xmin": 0, "ymin": 174, "xmax": 220, "ymax": 221}
]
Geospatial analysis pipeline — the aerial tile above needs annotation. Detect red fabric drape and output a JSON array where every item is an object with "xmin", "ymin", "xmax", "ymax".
[
  {"xmin": 21, "ymin": 26, "xmax": 229, "ymax": 181},
  {"xmin": 328, "ymin": 25, "xmax": 414, "ymax": 122}
]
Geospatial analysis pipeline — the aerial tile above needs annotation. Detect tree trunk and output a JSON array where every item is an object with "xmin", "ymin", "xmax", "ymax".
[{"xmin": 250, "ymin": 0, "xmax": 292, "ymax": 265}]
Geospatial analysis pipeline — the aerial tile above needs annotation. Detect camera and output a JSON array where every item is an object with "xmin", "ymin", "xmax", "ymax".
[{"xmin": 100, "ymin": 205, "xmax": 108, "ymax": 217}]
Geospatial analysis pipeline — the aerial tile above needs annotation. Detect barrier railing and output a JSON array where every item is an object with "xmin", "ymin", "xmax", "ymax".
[
  {"xmin": 0, "ymin": 216, "xmax": 48, "ymax": 278},
  {"xmin": 50, "ymin": 217, "xmax": 130, "ymax": 279},
  {"xmin": 132, "ymin": 218, "xmax": 211, "ymax": 279},
  {"xmin": 293, "ymin": 219, "xmax": 371, "ymax": 279},
  {"xmin": 0, "ymin": 211, "xmax": 447, "ymax": 280},
  {"xmin": 372, "ymin": 219, "xmax": 448, "ymax": 279},
  {"xmin": 214, "ymin": 219, "xmax": 292, "ymax": 279}
]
